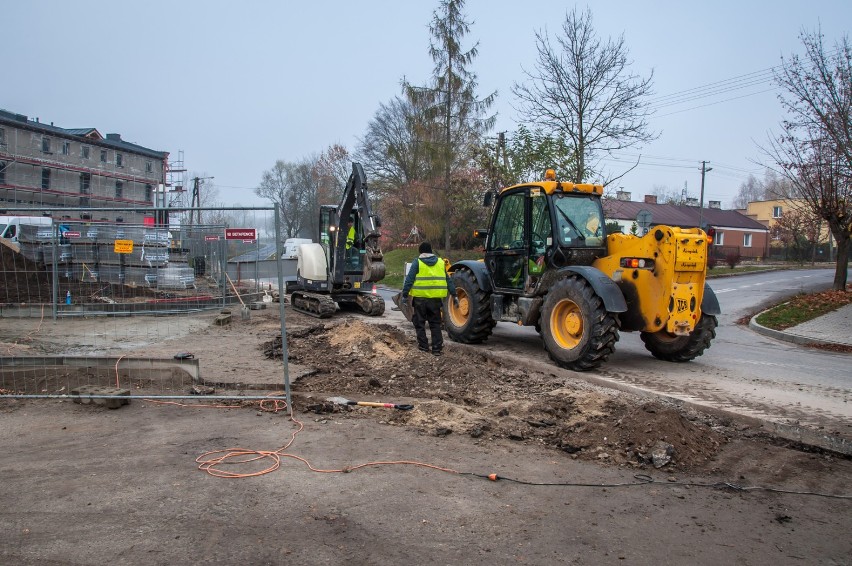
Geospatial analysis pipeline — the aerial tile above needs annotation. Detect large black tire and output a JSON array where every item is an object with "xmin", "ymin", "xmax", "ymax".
[
  {"xmin": 446, "ymin": 269, "xmax": 495, "ymax": 344},
  {"xmin": 540, "ymin": 277, "xmax": 619, "ymax": 371},
  {"xmin": 640, "ymin": 313, "xmax": 717, "ymax": 362}
]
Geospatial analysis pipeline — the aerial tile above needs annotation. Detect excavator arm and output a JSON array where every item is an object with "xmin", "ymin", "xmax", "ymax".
[{"xmin": 333, "ymin": 163, "xmax": 385, "ymax": 283}]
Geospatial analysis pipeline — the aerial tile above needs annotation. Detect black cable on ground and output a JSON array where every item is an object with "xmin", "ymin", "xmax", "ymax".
[{"xmin": 459, "ymin": 472, "xmax": 852, "ymax": 500}]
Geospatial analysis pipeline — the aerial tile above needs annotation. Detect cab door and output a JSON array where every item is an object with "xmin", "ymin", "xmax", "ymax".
[{"xmin": 486, "ymin": 189, "xmax": 529, "ymax": 291}]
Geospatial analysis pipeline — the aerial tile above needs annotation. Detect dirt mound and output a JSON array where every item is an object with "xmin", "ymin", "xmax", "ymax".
[{"xmin": 264, "ymin": 319, "xmax": 726, "ymax": 470}]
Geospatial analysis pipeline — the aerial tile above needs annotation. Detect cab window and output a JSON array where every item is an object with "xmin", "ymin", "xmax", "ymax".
[{"xmin": 488, "ymin": 192, "xmax": 525, "ymax": 250}]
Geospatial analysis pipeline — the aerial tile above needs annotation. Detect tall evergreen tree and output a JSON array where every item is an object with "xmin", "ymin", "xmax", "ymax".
[{"xmin": 407, "ymin": 0, "xmax": 496, "ymax": 251}]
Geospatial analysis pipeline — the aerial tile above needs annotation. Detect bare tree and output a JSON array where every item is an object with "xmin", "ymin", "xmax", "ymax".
[
  {"xmin": 255, "ymin": 158, "xmax": 318, "ymax": 239},
  {"xmin": 315, "ymin": 144, "xmax": 351, "ymax": 206},
  {"xmin": 770, "ymin": 205, "xmax": 825, "ymax": 263},
  {"xmin": 766, "ymin": 28, "xmax": 852, "ymax": 289},
  {"xmin": 512, "ymin": 7, "xmax": 656, "ymax": 184},
  {"xmin": 650, "ymin": 184, "xmax": 689, "ymax": 205},
  {"xmin": 733, "ymin": 175, "xmax": 766, "ymax": 209},
  {"xmin": 358, "ymin": 95, "xmax": 433, "ymax": 194}
]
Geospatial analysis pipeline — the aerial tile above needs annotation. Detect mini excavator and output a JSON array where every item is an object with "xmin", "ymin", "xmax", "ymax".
[{"xmin": 289, "ymin": 163, "xmax": 385, "ymax": 318}]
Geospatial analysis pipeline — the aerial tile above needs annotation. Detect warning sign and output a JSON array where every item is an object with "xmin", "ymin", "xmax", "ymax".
[
  {"xmin": 114, "ymin": 240, "xmax": 134, "ymax": 254},
  {"xmin": 225, "ymin": 228, "xmax": 257, "ymax": 240}
]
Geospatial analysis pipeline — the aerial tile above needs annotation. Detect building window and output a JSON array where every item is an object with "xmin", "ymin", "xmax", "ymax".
[
  {"xmin": 42, "ymin": 137, "xmax": 51, "ymax": 153},
  {"xmin": 81, "ymin": 145, "xmax": 90, "ymax": 159},
  {"xmin": 80, "ymin": 196, "xmax": 90, "ymax": 207},
  {"xmin": 145, "ymin": 161, "xmax": 152, "ymax": 173},
  {"xmin": 714, "ymin": 231, "xmax": 725, "ymax": 246},
  {"xmin": 116, "ymin": 153, "xmax": 123, "ymax": 167},
  {"xmin": 115, "ymin": 180, "xmax": 123, "ymax": 198},
  {"xmin": 100, "ymin": 149, "xmax": 107, "ymax": 163},
  {"xmin": 0, "ymin": 127, "xmax": 6, "ymax": 147},
  {"xmin": 41, "ymin": 168, "xmax": 51, "ymax": 190},
  {"xmin": 62, "ymin": 141, "xmax": 71, "ymax": 155},
  {"xmin": 80, "ymin": 173, "xmax": 91, "ymax": 194},
  {"xmin": 0, "ymin": 161, "xmax": 6, "ymax": 185},
  {"xmin": 743, "ymin": 233, "xmax": 752, "ymax": 247},
  {"xmin": 145, "ymin": 184, "xmax": 153, "ymax": 202},
  {"xmin": 772, "ymin": 205, "xmax": 782, "ymax": 218}
]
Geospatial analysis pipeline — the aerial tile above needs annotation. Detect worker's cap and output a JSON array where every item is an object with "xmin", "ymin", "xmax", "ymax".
[{"xmin": 419, "ymin": 242, "xmax": 433, "ymax": 254}]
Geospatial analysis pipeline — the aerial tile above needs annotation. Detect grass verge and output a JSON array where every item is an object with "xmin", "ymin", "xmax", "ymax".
[{"xmin": 755, "ymin": 284, "xmax": 852, "ymax": 330}]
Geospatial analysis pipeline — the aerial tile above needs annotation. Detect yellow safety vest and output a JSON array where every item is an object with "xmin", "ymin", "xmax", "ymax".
[
  {"xmin": 410, "ymin": 258, "xmax": 448, "ymax": 298},
  {"xmin": 346, "ymin": 225, "xmax": 355, "ymax": 249}
]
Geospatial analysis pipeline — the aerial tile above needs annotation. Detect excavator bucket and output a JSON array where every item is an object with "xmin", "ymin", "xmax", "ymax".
[{"xmin": 363, "ymin": 245, "xmax": 386, "ymax": 282}]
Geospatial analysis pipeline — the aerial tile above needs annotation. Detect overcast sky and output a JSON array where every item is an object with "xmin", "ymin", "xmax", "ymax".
[{"xmin": 5, "ymin": 1, "xmax": 850, "ymax": 208}]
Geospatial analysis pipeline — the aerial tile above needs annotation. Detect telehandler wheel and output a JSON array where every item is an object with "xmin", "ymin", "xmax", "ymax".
[
  {"xmin": 446, "ymin": 268, "xmax": 495, "ymax": 344},
  {"xmin": 540, "ymin": 276, "xmax": 619, "ymax": 371},
  {"xmin": 640, "ymin": 313, "xmax": 717, "ymax": 362}
]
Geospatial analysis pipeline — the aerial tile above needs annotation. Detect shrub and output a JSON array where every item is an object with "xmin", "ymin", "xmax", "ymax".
[
  {"xmin": 725, "ymin": 252, "xmax": 742, "ymax": 269},
  {"xmin": 707, "ymin": 256, "xmax": 717, "ymax": 270}
]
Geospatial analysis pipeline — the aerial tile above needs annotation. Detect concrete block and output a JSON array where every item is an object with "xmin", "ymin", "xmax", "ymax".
[
  {"xmin": 214, "ymin": 313, "xmax": 232, "ymax": 325},
  {"xmin": 70, "ymin": 385, "xmax": 131, "ymax": 409}
]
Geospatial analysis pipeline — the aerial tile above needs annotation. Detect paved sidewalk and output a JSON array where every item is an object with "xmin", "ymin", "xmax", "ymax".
[{"xmin": 750, "ymin": 303, "xmax": 852, "ymax": 347}]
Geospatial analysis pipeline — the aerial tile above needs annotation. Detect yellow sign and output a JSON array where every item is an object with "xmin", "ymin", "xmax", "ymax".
[{"xmin": 114, "ymin": 239, "xmax": 134, "ymax": 254}]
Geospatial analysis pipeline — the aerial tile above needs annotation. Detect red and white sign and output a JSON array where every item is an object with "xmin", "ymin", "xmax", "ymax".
[
  {"xmin": 225, "ymin": 228, "xmax": 257, "ymax": 240},
  {"xmin": 204, "ymin": 235, "xmax": 220, "ymax": 242},
  {"xmin": 63, "ymin": 231, "xmax": 81, "ymax": 238}
]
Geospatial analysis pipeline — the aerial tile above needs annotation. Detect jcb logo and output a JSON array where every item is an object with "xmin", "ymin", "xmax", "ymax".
[{"xmin": 677, "ymin": 299, "xmax": 688, "ymax": 313}]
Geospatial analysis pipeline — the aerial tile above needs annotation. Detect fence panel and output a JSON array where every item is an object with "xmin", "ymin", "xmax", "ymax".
[{"xmin": 1, "ymin": 207, "xmax": 291, "ymax": 406}]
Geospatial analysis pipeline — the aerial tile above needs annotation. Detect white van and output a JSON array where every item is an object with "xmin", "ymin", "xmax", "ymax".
[
  {"xmin": 0, "ymin": 216, "xmax": 53, "ymax": 243},
  {"xmin": 281, "ymin": 238, "xmax": 312, "ymax": 259}
]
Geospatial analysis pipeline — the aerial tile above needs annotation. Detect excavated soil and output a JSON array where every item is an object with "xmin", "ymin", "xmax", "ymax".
[{"xmin": 267, "ymin": 319, "xmax": 727, "ymax": 471}]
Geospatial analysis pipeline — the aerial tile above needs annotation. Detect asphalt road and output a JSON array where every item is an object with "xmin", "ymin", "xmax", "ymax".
[{"xmin": 379, "ymin": 268, "xmax": 851, "ymax": 449}]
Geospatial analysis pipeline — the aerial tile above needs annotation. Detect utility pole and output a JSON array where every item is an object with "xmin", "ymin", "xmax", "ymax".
[
  {"xmin": 698, "ymin": 161, "xmax": 712, "ymax": 229},
  {"xmin": 189, "ymin": 176, "xmax": 214, "ymax": 226}
]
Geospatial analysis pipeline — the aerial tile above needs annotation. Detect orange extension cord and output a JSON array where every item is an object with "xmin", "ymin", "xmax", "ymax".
[{"xmin": 195, "ymin": 396, "xmax": 460, "ymax": 479}]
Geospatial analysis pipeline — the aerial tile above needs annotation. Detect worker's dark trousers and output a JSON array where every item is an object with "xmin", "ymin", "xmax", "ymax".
[{"xmin": 412, "ymin": 297, "xmax": 444, "ymax": 353}]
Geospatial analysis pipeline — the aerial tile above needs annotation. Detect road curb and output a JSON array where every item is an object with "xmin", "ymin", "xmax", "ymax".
[{"xmin": 748, "ymin": 310, "xmax": 849, "ymax": 348}]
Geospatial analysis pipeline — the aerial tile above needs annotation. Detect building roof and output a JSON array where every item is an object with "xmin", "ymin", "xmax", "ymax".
[
  {"xmin": 603, "ymin": 198, "xmax": 768, "ymax": 231},
  {"xmin": 0, "ymin": 108, "xmax": 167, "ymax": 159},
  {"xmin": 64, "ymin": 128, "xmax": 103, "ymax": 140}
]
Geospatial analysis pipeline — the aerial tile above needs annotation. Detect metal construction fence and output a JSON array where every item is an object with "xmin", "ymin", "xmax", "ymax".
[{"xmin": 0, "ymin": 206, "xmax": 293, "ymax": 407}]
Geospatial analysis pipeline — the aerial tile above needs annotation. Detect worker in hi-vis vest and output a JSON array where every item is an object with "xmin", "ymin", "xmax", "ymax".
[{"xmin": 401, "ymin": 241, "xmax": 457, "ymax": 356}]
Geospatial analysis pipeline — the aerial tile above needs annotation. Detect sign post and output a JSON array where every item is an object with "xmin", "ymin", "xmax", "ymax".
[{"xmin": 636, "ymin": 209, "xmax": 653, "ymax": 236}]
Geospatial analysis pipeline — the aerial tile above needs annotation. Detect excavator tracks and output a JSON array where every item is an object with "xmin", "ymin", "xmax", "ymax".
[
  {"xmin": 356, "ymin": 293, "xmax": 385, "ymax": 316},
  {"xmin": 289, "ymin": 291, "xmax": 338, "ymax": 319}
]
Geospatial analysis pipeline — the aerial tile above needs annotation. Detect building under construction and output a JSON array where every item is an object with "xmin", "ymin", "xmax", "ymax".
[{"xmin": 0, "ymin": 108, "xmax": 169, "ymax": 222}]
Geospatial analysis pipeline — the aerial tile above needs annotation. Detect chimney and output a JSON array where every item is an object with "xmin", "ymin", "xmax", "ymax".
[
  {"xmin": 616, "ymin": 190, "xmax": 632, "ymax": 201},
  {"xmin": 644, "ymin": 195, "xmax": 657, "ymax": 204},
  {"xmin": 709, "ymin": 200, "xmax": 721, "ymax": 209},
  {"xmin": 106, "ymin": 133, "xmax": 122, "ymax": 140},
  {"xmin": 686, "ymin": 197, "xmax": 699, "ymax": 206}
]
